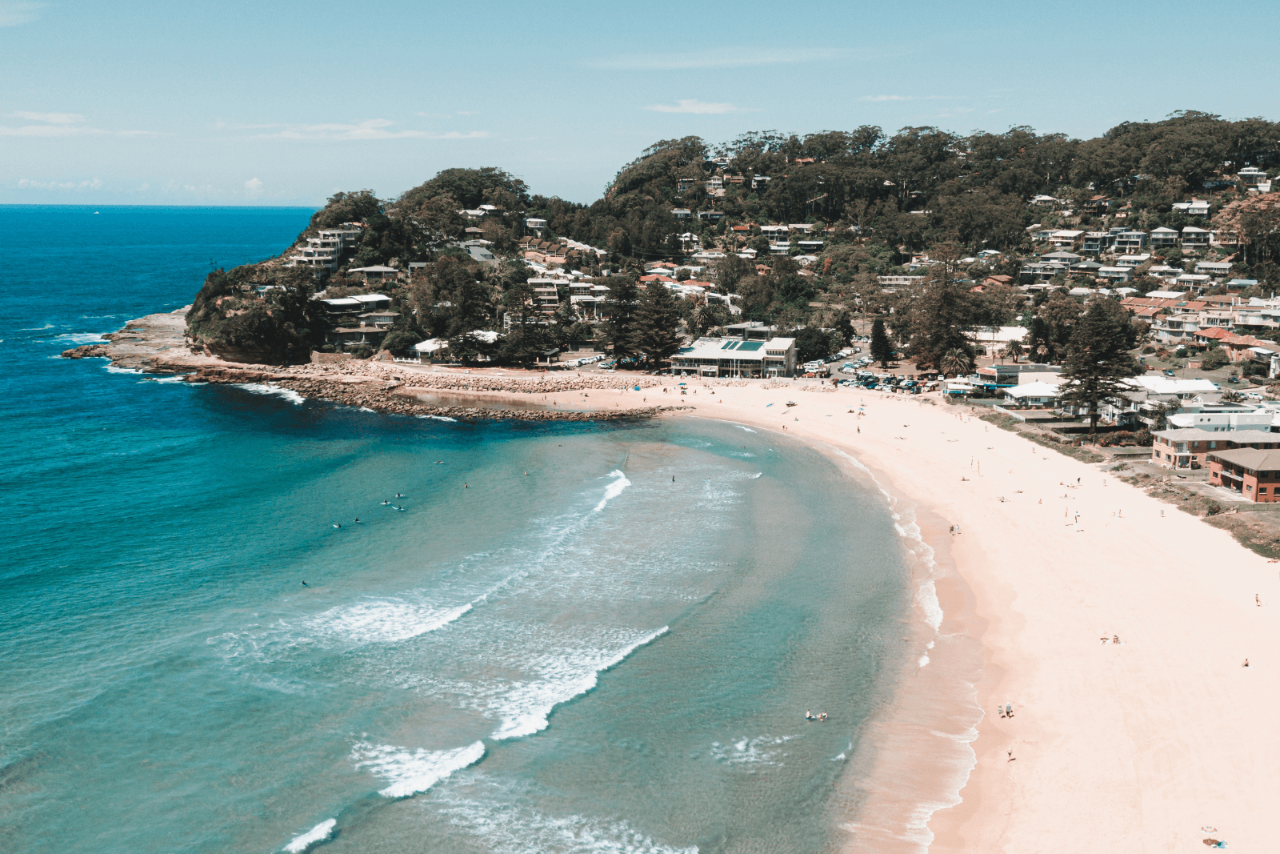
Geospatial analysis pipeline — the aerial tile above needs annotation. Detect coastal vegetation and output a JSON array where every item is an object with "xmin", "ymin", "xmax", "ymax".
[{"xmin": 184, "ymin": 111, "xmax": 1280, "ymax": 369}]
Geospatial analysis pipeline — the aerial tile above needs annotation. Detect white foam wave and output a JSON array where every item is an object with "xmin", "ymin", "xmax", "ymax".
[
  {"xmin": 490, "ymin": 627, "xmax": 667, "ymax": 740},
  {"xmin": 147, "ymin": 375, "xmax": 188, "ymax": 383},
  {"xmin": 710, "ymin": 735, "xmax": 792, "ymax": 768},
  {"xmin": 750, "ymin": 471, "xmax": 763, "ymax": 479},
  {"xmin": 352, "ymin": 740, "xmax": 485, "ymax": 799},
  {"xmin": 592, "ymin": 470, "xmax": 631, "ymax": 513},
  {"xmin": 418, "ymin": 414, "xmax": 458, "ymax": 422},
  {"xmin": 105, "ymin": 365, "xmax": 142, "ymax": 374},
  {"xmin": 53, "ymin": 332, "xmax": 109, "ymax": 345},
  {"xmin": 434, "ymin": 788, "xmax": 697, "ymax": 854},
  {"xmin": 311, "ymin": 601, "xmax": 472, "ymax": 645},
  {"xmin": 736, "ymin": 425, "xmax": 757, "ymax": 433},
  {"xmin": 283, "ymin": 818, "xmax": 335, "ymax": 853},
  {"xmin": 234, "ymin": 383, "xmax": 305, "ymax": 405}
]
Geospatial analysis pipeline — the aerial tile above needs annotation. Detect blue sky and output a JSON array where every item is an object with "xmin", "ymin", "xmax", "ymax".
[{"xmin": 3, "ymin": 0, "xmax": 1277, "ymax": 206}]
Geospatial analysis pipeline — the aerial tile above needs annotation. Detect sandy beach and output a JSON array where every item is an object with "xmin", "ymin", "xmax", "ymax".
[
  {"xmin": 68, "ymin": 325, "xmax": 1280, "ymax": 849},
  {"xmin": 648, "ymin": 377, "xmax": 1280, "ymax": 852}
]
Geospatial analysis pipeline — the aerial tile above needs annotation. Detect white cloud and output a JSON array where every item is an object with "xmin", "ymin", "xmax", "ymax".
[
  {"xmin": 9, "ymin": 111, "xmax": 85, "ymax": 124},
  {"xmin": 17, "ymin": 178, "xmax": 103, "ymax": 191},
  {"xmin": 241, "ymin": 119, "xmax": 489, "ymax": 141},
  {"xmin": 244, "ymin": 177, "xmax": 263, "ymax": 198},
  {"xmin": 644, "ymin": 99, "xmax": 750, "ymax": 115},
  {"xmin": 588, "ymin": 47, "xmax": 847, "ymax": 71},
  {"xmin": 0, "ymin": 2, "xmax": 43, "ymax": 27},
  {"xmin": 0, "ymin": 112, "xmax": 159, "ymax": 137}
]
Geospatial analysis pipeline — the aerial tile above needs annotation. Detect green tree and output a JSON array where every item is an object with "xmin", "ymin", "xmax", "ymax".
[
  {"xmin": 793, "ymin": 327, "xmax": 838, "ymax": 363},
  {"xmin": 897, "ymin": 261, "xmax": 979, "ymax": 372},
  {"xmin": 632, "ymin": 283, "xmax": 684, "ymax": 367},
  {"xmin": 603, "ymin": 275, "xmax": 642, "ymax": 359},
  {"xmin": 939, "ymin": 347, "xmax": 974, "ymax": 378},
  {"xmin": 1058, "ymin": 300, "xmax": 1142, "ymax": 438},
  {"xmin": 870, "ymin": 317, "xmax": 893, "ymax": 367}
]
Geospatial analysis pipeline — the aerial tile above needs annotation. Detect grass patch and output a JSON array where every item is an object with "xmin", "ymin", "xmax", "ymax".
[{"xmin": 974, "ymin": 411, "xmax": 1106, "ymax": 463}]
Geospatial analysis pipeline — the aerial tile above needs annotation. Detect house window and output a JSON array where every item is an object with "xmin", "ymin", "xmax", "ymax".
[
  {"xmin": 1260, "ymin": 487, "xmax": 1269, "ymax": 495},
  {"xmin": 1246, "ymin": 484, "xmax": 1253, "ymax": 491}
]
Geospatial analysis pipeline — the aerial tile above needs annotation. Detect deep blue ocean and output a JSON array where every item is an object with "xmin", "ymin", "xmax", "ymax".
[{"xmin": 0, "ymin": 206, "xmax": 914, "ymax": 853}]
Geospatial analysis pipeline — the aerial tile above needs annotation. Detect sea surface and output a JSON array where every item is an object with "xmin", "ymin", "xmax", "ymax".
[{"xmin": 0, "ymin": 205, "xmax": 919, "ymax": 853}]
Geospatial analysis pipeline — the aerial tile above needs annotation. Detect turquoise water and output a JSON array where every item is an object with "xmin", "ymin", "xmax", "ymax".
[{"xmin": 0, "ymin": 206, "xmax": 914, "ymax": 853}]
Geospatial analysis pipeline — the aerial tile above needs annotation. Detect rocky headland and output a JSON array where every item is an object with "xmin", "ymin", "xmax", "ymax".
[{"xmin": 63, "ymin": 312, "xmax": 678, "ymax": 422}]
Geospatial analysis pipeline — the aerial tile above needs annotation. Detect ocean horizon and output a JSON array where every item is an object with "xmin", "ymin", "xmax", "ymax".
[{"xmin": 1, "ymin": 205, "xmax": 930, "ymax": 853}]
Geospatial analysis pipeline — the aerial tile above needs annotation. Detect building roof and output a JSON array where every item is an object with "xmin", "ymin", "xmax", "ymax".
[
  {"xmin": 1154, "ymin": 428, "xmax": 1276, "ymax": 443},
  {"xmin": 1208, "ymin": 448, "xmax": 1280, "ymax": 472},
  {"xmin": 1004, "ymin": 381, "xmax": 1062, "ymax": 399}
]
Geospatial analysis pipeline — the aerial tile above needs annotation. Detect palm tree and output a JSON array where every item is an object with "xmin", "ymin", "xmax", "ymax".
[
  {"xmin": 939, "ymin": 347, "xmax": 973, "ymax": 378},
  {"xmin": 1006, "ymin": 339, "xmax": 1025, "ymax": 363}
]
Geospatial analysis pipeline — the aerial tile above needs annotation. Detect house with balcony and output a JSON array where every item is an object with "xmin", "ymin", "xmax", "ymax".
[
  {"xmin": 1113, "ymin": 231, "xmax": 1149, "ymax": 253},
  {"xmin": 1195, "ymin": 260, "xmax": 1233, "ymax": 279},
  {"xmin": 1150, "ymin": 311, "xmax": 1202, "ymax": 343},
  {"xmin": 1207, "ymin": 448, "xmax": 1280, "ymax": 500},
  {"xmin": 1181, "ymin": 226, "xmax": 1212, "ymax": 250},
  {"xmin": 1172, "ymin": 200, "xmax": 1211, "ymax": 217},
  {"xmin": 1115, "ymin": 254, "xmax": 1152, "ymax": 268},
  {"xmin": 1097, "ymin": 266, "xmax": 1134, "ymax": 283},
  {"xmin": 1149, "ymin": 227, "xmax": 1180, "ymax": 248},
  {"xmin": 1048, "ymin": 230, "xmax": 1084, "ymax": 249},
  {"xmin": 1238, "ymin": 167, "xmax": 1268, "ymax": 185},
  {"xmin": 1154, "ymin": 429, "xmax": 1280, "ymax": 470},
  {"xmin": 1081, "ymin": 232, "xmax": 1113, "ymax": 254}
]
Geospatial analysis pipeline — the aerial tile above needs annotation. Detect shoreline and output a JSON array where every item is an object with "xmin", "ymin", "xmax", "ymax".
[
  {"xmin": 675, "ymin": 380, "xmax": 1280, "ymax": 852},
  {"xmin": 66, "ymin": 312, "xmax": 1280, "ymax": 849},
  {"xmin": 62, "ymin": 311, "xmax": 682, "ymax": 423}
]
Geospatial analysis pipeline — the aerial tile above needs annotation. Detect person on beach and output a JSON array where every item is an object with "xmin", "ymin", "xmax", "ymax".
[
  {"xmin": 1007, "ymin": 749, "xmax": 1015, "ymax": 761},
  {"xmin": 1243, "ymin": 659, "xmax": 1250, "ymax": 667}
]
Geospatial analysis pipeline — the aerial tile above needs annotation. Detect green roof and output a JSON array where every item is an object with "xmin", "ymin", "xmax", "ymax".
[{"xmin": 737, "ymin": 341, "xmax": 763, "ymax": 351}]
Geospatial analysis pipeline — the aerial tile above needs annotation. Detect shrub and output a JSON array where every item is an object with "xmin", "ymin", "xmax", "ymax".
[{"xmin": 1201, "ymin": 349, "xmax": 1229, "ymax": 370}]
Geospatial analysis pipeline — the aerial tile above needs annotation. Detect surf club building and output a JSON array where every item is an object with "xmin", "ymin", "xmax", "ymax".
[{"xmin": 669, "ymin": 336, "xmax": 797, "ymax": 378}]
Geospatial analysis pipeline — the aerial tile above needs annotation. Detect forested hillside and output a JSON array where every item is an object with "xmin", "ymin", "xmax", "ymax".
[{"xmin": 185, "ymin": 111, "xmax": 1280, "ymax": 367}]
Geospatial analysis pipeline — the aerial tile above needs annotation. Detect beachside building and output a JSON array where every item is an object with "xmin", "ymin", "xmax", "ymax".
[
  {"xmin": 1207, "ymin": 448, "xmax": 1280, "ymax": 500},
  {"xmin": 977, "ymin": 363, "xmax": 1062, "ymax": 386},
  {"xmin": 669, "ymin": 336, "xmax": 797, "ymax": 378},
  {"xmin": 1151, "ymin": 428, "xmax": 1280, "ymax": 470},
  {"xmin": 1002, "ymin": 381, "xmax": 1061, "ymax": 407}
]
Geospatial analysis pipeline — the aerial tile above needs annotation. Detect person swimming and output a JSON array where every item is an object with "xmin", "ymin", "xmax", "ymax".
[
  {"xmin": 301, "ymin": 581, "xmax": 308, "ymax": 587},
  {"xmin": 332, "ymin": 523, "xmax": 341, "ymax": 529}
]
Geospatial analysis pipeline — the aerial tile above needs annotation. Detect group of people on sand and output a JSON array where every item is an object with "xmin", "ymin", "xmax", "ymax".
[
  {"xmin": 805, "ymin": 710, "xmax": 828, "ymax": 722},
  {"xmin": 1100, "ymin": 634, "xmax": 1122, "ymax": 645}
]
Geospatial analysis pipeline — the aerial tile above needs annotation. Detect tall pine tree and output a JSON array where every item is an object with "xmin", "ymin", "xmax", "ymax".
[
  {"xmin": 1058, "ymin": 300, "xmax": 1141, "ymax": 439},
  {"xmin": 603, "ymin": 275, "xmax": 641, "ymax": 360},
  {"xmin": 870, "ymin": 317, "xmax": 893, "ymax": 367},
  {"xmin": 632, "ymin": 282, "xmax": 684, "ymax": 368}
]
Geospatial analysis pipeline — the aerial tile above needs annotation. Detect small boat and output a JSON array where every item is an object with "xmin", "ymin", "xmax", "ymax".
[{"xmin": 785, "ymin": 401, "xmax": 797, "ymax": 407}]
